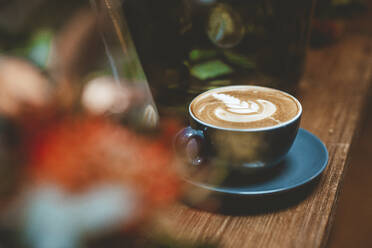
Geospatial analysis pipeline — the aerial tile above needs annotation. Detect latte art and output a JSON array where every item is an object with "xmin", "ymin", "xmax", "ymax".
[
  {"xmin": 190, "ymin": 86, "xmax": 300, "ymax": 129},
  {"xmin": 212, "ymin": 93, "xmax": 278, "ymax": 124}
]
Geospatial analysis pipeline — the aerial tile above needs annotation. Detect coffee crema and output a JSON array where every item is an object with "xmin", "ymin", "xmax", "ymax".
[{"xmin": 190, "ymin": 86, "xmax": 300, "ymax": 129}]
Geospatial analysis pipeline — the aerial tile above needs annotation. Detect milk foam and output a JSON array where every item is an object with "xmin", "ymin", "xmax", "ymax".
[
  {"xmin": 212, "ymin": 93, "xmax": 278, "ymax": 123},
  {"xmin": 191, "ymin": 86, "xmax": 300, "ymax": 129}
]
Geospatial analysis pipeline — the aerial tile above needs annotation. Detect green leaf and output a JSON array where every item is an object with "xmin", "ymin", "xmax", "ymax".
[
  {"xmin": 27, "ymin": 29, "xmax": 54, "ymax": 68},
  {"xmin": 190, "ymin": 60, "xmax": 233, "ymax": 80},
  {"xmin": 189, "ymin": 49, "xmax": 217, "ymax": 62},
  {"xmin": 223, "ymin": 51, "xmax": 256, "ymax": 69}
]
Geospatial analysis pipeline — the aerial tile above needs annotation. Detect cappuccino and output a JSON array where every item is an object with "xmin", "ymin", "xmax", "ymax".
[{"xmin": 190, "ymin": 86, "xmax": 300, "ymax": 129}]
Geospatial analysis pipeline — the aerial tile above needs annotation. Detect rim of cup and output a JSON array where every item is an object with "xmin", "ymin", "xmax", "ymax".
[{"xmin": 189, "ymin": 85, "xmax": 302, "ymax": 132}]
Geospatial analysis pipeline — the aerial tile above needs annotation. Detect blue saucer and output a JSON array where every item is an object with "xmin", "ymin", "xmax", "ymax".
[{"xmin": 187, "ymin": 128, "xmax": 328, "ymax": 196}]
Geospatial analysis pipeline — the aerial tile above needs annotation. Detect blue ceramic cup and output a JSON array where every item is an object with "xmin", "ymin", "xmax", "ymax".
[{"xmin": 175, "ymin": 86, "xmax": 302, "ymax": 177}]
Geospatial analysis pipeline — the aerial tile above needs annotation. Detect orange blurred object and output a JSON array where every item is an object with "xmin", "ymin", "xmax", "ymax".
[{"xmin": 20, "ymin": 114, "xmax": 182, "ymax": 214}]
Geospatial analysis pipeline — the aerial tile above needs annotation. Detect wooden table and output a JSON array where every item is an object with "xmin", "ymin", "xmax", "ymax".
[{"xmin": 160, "ymin": 9, "xmax": 372, "ymax": 248}]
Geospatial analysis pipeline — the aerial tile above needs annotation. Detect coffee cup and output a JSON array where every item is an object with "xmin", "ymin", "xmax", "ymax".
[{"xmin": 175, "ymin": 85, "xmax": 302, "ymax": 178}]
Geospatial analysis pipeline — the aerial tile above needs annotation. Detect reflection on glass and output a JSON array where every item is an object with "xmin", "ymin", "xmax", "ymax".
[{"xmin": 122, "ymin": 0, "xmax": 315, "ymax": 118}]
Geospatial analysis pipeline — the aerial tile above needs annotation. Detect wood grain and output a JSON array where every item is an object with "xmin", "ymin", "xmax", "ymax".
[{"xmin": 159, "ymin": 30, "xmax": 372, "ymax": 247}]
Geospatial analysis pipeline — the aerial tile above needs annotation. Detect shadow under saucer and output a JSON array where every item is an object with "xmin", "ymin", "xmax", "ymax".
[
  {"xmin": 182, "ymin": 177, "xmax": 320, "ymax": 216},
  {"xmin": 181, "ymin": 128, "xmax": 328, "ymax": 215}
]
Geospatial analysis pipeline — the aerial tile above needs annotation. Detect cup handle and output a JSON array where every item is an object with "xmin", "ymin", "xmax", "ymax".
[{"xmin": 175, "ymin": 127, "xmax": 206, "ymax": 166}]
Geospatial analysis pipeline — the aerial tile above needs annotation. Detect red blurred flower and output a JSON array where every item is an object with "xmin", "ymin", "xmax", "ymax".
[{"xmin": 20, "ymin": 113, "xmax": 182, "ymax": 211}]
